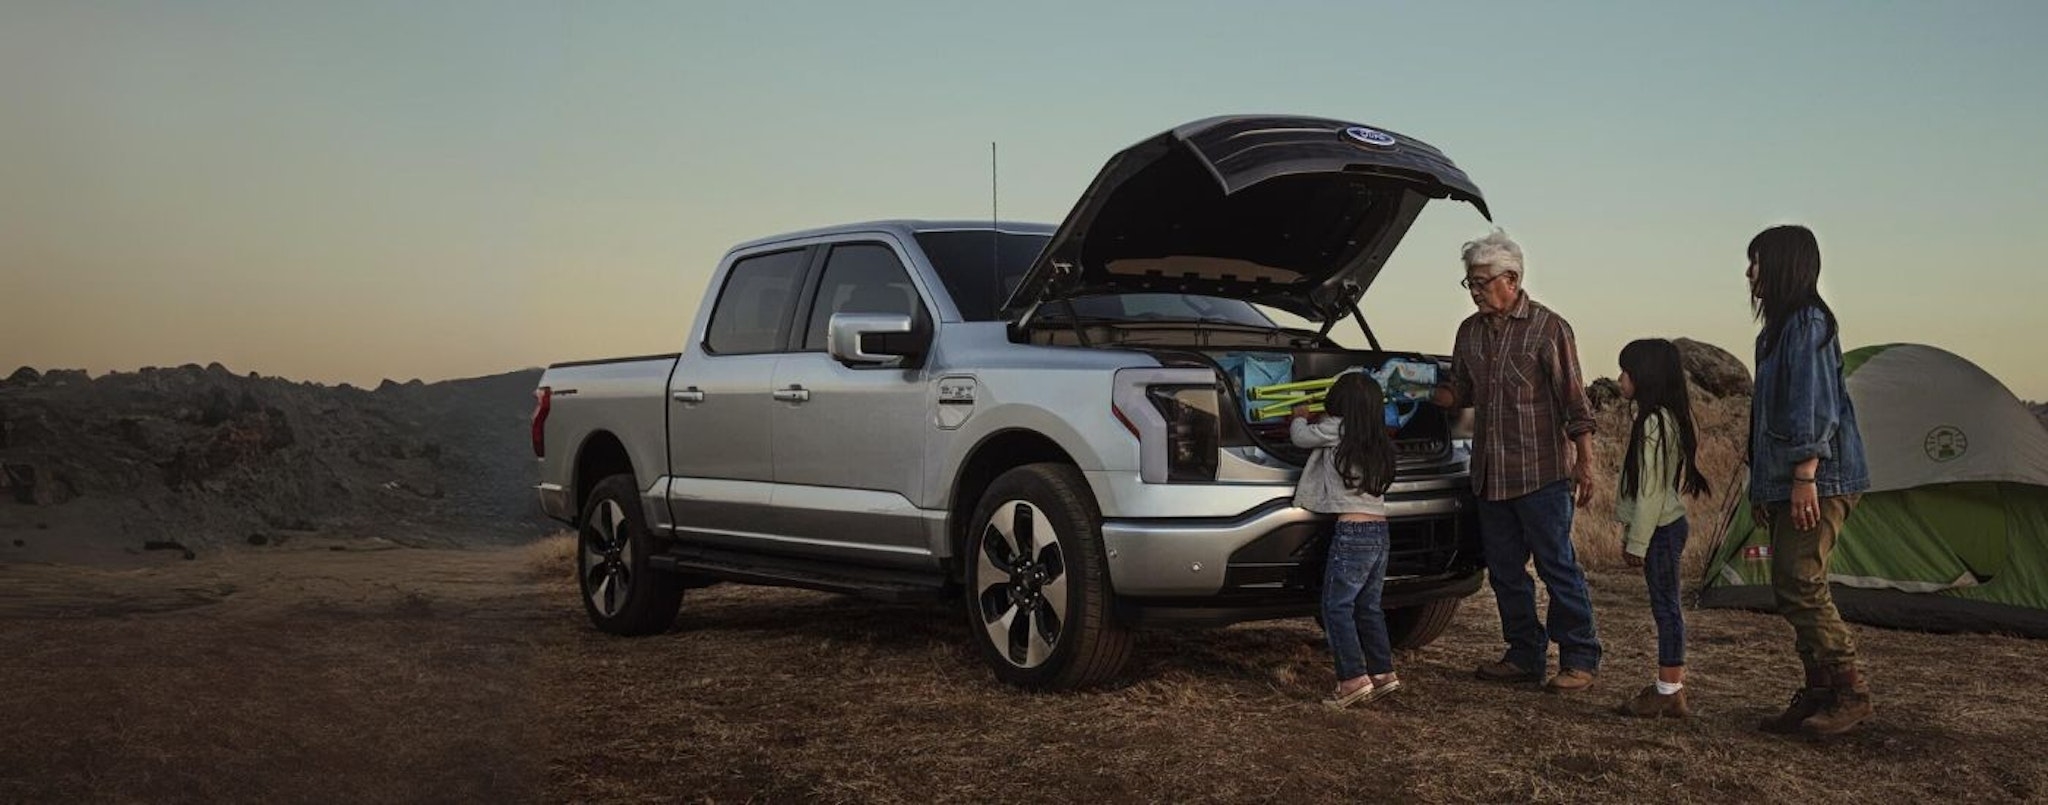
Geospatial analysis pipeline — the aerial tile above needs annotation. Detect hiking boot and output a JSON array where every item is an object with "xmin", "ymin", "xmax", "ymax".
[
  {"xmin": 1544, "ymin": 667, "xmax": 1597, "ymax": 694},
  {"xmin": 1474, "ymin": 660, "xmax": 1543, "ymax": 684},
  {"xmin": 1616, "ymin": 685, "xmax": 1690, "ymax": 718},
  {"xmin": 1758, "ymin": 665, "xmax": 1831, "ymax": 734},
  {"xmin": 1801, "ymin": 667, "xmax": 1874, "ymax": 736}
]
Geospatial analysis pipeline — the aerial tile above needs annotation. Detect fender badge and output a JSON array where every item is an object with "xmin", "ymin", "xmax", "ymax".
[
  {"xmin": 1342, "ymin": 126, "xmax": 1397, "ymax": 149},
  {"xmin": 938, "ymin": 377, "xmax": 977, "ymax": 405}
]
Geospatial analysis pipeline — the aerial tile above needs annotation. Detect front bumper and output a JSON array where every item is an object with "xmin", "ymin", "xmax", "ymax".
[{"xmin": 1098, "ymin": 485, "xmax": 1483, "ymax": 604}]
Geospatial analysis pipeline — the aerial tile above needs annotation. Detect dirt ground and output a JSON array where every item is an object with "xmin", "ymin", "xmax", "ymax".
[{"xmin": 4, "ymin": 535, "xmax": 2045, "ymax": 804}]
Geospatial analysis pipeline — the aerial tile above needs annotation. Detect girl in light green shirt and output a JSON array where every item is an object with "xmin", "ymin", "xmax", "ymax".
[{"xmin": 1613, "ymin": 339, "xmax": 1713, "ymax": 718}]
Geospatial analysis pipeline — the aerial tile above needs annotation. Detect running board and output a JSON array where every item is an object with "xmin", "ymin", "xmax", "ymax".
[{"xmin": 648, "ymin": 545, "xmax": 948, "ymax": 602}]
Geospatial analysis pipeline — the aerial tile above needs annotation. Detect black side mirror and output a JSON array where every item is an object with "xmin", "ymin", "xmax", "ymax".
[{"xmin": 827, "ymin": 313, "xmax": 931, "ymax": 369}]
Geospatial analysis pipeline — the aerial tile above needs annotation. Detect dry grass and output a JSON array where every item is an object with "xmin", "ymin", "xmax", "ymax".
[
  {"xmin": 523, "ymin": 530, "xmax": 578, "ymax": 581},
  {"xmin": 7, "ymin": 538, "xmax": 2047, "ymax": 803},
  {"xmin": 0, "ymin": 541, "xmax": 550, "ymax": 802}
]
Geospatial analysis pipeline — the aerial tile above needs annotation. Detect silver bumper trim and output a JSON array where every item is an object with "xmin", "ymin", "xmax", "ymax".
[{"xmin": 1099, "ymin": 494, "xmax": 1466, "ymax": 596}]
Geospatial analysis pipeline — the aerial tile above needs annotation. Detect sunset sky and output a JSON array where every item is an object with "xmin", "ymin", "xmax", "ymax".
[{"xmin": 5, "ymin": 1, "xmax": 2045, "ymax": 397}]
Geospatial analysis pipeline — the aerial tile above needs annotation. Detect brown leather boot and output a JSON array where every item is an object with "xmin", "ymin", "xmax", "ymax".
[
  {"xmin": 1615, "ymin": 684, "xmax": 1690, "ymax": 718},
  {"xmin": 1757, "ymin": 665, "xmax": 1831, "ymax": 734},
  {"xmin": 1801, "ymin": 666, "xmax": 1874, "ymax": 736}
]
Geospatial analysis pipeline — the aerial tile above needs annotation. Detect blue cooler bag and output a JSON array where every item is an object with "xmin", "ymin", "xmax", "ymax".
[{"xmin": 1370, "ymin": 357, "xmax": 1438, "ymax": 431}]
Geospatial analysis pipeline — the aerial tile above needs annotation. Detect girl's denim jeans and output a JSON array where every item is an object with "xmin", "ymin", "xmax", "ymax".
[
  {"xmin": 1323, "ymin": 519, "xmax": 1394, "ymax": 679},
  {"xmin": 1645, "ymin": 517, "xmax": 1689, "ymax": 667}
]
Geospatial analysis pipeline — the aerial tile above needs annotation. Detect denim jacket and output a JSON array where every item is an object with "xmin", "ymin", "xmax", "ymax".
[{"xmin": 1748, "ymin": 306, "xmax": 1871, "ymax": 503}]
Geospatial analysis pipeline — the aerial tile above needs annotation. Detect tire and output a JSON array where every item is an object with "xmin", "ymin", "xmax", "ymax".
[
  {"xmin": 1386, "ymin": 598, "xmax": 1460, "ymax": 650},
  {"xmin": 964, "ymin": 463, "xmax": 1133, "ymax": 689},
  {"xmin": 578, "ymin": 474, "xmax": 684, "ymax": 636}
]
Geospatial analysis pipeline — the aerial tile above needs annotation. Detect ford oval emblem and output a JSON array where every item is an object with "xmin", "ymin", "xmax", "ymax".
[{"xmin": 1343, "ymin": 126, "xmax": 1397, "ymax": 149}]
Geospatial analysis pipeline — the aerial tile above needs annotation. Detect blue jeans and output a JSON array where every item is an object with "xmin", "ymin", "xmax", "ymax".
[
  {"xmin": 1476, "ymin": 479, "xmax": 1602, "ymax": 672},
  {"xmin": 1322, "ymin": 520, "xmax": 1394, "ymax": 680},
  {"xmin": 1645, "ymin": 517, "xmax": 1689, "ymax": 668}
]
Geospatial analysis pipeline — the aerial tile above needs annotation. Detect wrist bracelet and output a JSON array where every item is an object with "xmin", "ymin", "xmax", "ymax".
[{"xmin": 1793, "ymin": 477, "xmax": 1816, "ymax": 484}]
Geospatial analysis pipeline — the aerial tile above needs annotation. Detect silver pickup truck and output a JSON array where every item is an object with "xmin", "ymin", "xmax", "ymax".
[{"xmin": 533, "ymin": 115, "xmax": 1492, "ymax": 690}]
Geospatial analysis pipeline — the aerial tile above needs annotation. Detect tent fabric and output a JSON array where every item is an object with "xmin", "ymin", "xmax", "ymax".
[
  {"xmin": 1710, "ymin": 487, "xmax": 1988, "ymax": 594},
  {"xmin": 1844, "ymin": 343, "xmax": 2048, "ymax": 493},
  {"xmin": 1702, "ymin": 482, "xmax": 2048, "ymax": 637},
  {"xmin": 1700, "ymin": 344, "xmax": 2048, "ymax": 639}
]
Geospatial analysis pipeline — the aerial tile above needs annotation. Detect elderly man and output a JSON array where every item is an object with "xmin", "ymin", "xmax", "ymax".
[{"xmin": 1432, "ymin": 230, "xmax": 1603, "ymax": 692}]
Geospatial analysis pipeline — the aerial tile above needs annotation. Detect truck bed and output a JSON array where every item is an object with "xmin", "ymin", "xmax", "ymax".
[{"xmin": 533, "ymin": 354, "xmax": 679, "ymax": 523}]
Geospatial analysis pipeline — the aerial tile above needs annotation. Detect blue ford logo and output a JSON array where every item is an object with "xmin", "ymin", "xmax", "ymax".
[{"xmin": 1343, "ymin": 126, "xmax": 1397, "ymax": 149}]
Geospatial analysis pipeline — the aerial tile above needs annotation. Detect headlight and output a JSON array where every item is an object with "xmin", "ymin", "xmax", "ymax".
[
  {"xmin": 1145, "ymin": 385, "xmax": 1220, "ymax": 482},
  {"xmin": 1112, "ymin": 367, "xmax": 1225, "ymax": 484}
]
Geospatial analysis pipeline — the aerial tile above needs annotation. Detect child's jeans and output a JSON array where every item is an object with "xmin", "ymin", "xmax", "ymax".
[
  {"xmin": 1644, "ymin": 517, "xmax": 1689, "ymax": 667},
  {"xmin": 1323, "ymin": 519, "xmax": 1394, "ymax": 680}
]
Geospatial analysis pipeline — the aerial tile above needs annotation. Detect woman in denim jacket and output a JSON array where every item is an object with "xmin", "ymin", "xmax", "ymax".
[{"xmin": 1745, "ymin": 224, "xmax": 1873, "ymax": 737}]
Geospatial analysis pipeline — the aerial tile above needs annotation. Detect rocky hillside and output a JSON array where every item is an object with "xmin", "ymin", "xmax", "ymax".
[{"xmin": 0, "ymin": 363, "xmax": 550, "ymax": 562}]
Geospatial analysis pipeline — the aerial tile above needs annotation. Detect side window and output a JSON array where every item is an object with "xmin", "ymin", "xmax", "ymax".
[
  {"xmin": 802, "ymin": 243, "xmax": 921, "ymax": 352},
  {"xmin": 704, "ymin": 249, "xmax": 809, "ymax": 355}
]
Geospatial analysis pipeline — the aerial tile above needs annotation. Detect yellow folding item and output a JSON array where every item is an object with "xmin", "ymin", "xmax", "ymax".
[{"xmin": 1249, "ymin": 377, "xmax": 1335, "ymax": 399}]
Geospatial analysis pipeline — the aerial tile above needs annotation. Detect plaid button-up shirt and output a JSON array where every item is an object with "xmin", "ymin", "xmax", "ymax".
[{"xmin": 1440, "ymin": 293, "xmax": 1598, "ymax": 501}]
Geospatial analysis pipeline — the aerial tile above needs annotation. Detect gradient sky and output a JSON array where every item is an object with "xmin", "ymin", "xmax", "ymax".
[{"xmin": 5, "ymin": 1, "xmax": 2046, "ymax": 397}]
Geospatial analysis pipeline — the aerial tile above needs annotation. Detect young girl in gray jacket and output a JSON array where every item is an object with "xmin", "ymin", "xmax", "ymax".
[{"xmin": 1291, "ymin": 371, "xmax": 1402, "ymax": 709}]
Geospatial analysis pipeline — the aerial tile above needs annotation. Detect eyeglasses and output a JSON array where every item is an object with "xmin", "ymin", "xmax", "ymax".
[{"xmin": 1460, "ymin": 271, "xmax": 1517, "ymax": 291}]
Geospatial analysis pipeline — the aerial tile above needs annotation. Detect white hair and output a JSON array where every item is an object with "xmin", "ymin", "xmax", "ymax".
[{"xmin": 1460, "ymin": 228, "xmax": 1524, "ymax": 277}]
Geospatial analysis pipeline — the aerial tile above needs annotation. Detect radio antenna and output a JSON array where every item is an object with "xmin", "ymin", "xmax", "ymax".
[{"xmin": 991, "ymin": 141, "xmax": 1000, "ymax": 311}]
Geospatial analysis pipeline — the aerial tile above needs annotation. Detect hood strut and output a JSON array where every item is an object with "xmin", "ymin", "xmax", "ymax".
[{"xmin": 1315, "ymin": 283, "xmax": 1382, "ymax": 352}]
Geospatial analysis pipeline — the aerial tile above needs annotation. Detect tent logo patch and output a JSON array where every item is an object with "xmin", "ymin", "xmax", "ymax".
[{"xmin": 1925, "ymin": 425, "xmax": 1968, "ymax": 462}]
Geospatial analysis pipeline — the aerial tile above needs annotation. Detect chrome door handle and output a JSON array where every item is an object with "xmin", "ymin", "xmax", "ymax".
[
  {"xmin": 671, "ymin": 387, "xmax": 705, "ymax": 403},
  {"xmin": 772, "ymin": 386, "xmax": 810, "ymax": 403}
]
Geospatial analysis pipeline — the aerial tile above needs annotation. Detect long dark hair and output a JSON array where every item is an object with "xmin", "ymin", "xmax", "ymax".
[
  {"xmin": 1326, "ymin": 372, "xmax": 1397, "ymax": 496},
  {"xmin": 1749, "ymin": 224, "xmax": 1838, "ymax": 358},
  {"xmin": 1618, "ymin": 339, "xmax": 1710, "ymax": 499}
]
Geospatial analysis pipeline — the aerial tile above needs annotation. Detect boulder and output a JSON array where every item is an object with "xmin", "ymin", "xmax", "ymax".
[
  {"xmin": 1588, "ymin": 378, "xmax": 1623, "ymax": 412},
  {"xmin": 1674, "ymin": 338, "xmax": 1752, "ymax": 398}
]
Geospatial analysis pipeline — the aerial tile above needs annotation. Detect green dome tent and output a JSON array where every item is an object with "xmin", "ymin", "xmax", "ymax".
[{"xmin": 1700, "ymin": 344, "xmax": 2048, "ymax": 637}]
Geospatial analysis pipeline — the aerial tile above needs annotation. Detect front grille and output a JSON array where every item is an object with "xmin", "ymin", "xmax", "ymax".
[{"xmin": 1387, "ymin": 516, "xmax": 1463, "ymax": 578}]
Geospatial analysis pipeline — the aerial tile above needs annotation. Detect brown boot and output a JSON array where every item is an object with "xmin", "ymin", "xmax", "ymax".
[
  {"xmin": 1615, "ymin": 684, "xmax": 1690, "ymax": 718},
  {"xmin": 1474, "ymin": 660, "xmax": 1543, "ymax": 684},
  {"xmin": 1757, "ymin": 665, "xmax": 1831, "ymax": 734},
  {"xmin": 1801, "ymin": 667, "xmax": 1874, "ymax": 736},
  {"xmin": 1543, "ymin": 667, "xmax": 1597, "ymax": 694}
]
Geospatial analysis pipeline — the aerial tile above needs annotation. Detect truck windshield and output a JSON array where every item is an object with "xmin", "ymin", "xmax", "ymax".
[{"xmin": 915, "ymin": 229, "xmax": 1274, "ymax": 327}]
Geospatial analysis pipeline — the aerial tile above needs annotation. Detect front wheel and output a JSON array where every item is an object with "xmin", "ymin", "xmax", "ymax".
[
  {"xmin": 1386, "ymin": 598, "xmax": 1461, "ymax": 650},
  {"xmin": 578, "ymin": 474, "xmax": 684, "ymax": 635},
  {"xmin": 964, "ymin": 463, "xmax": 1133, "ymax": 689}
]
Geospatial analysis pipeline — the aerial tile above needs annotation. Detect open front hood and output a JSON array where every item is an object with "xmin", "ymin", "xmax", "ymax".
[{"xmin": 1001, "ymin": 115, "xmax": 1490, "ymax": 322}]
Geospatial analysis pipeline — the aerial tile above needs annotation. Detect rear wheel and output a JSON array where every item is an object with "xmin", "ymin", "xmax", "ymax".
[
  {"xmin": 578, "ymin": 474, "xmax": 683, "ymax": 635},
  {"xmin": 964, "ymin": 463, "xmax": 1133, "ymax": 689}
]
